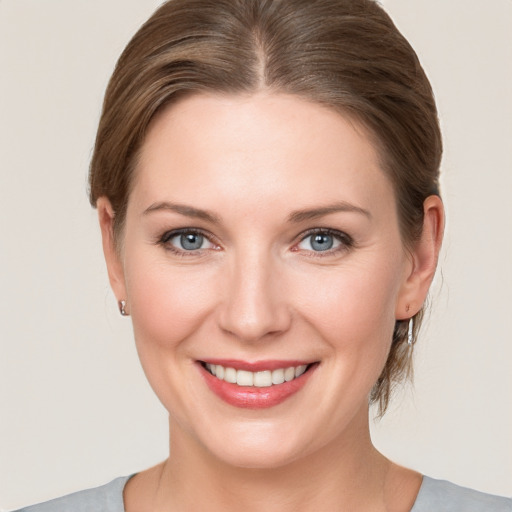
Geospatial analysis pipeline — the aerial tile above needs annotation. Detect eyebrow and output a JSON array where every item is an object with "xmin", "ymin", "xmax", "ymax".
[
  {"xmin": 143, "ymin": 200, "xmax": 370, "ymax": 224},
  {"xmin": 142, "ymin": 202, "xmax": 221, "ymax": 224},
  {"xmin": 287, "ymin": 202, "xmax": 372, "ymax": 223}
]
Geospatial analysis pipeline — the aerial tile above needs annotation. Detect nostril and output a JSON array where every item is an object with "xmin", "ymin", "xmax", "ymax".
[
  {"xmin": 218, "ymin": 302, "xmax": 291, "ymax": 341},
  {"xmin": 216, "ymin": 264, "xmax": 292, "ymax": 342}
]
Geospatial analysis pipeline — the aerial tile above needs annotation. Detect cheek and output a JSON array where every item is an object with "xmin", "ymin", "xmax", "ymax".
[
  {"xmin": 124, "ymin": 253, "xmax": 218, "ymax": 353},
  {"xmin": 122, "ymin": 253, "xmax": 221, "ymax": 418},
  {"xmin": 293, "ymin": 257, "xmax": 402, "ymax": 357}
]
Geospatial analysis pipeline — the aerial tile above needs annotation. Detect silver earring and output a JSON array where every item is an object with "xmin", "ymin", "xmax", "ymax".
[
  {"xmin": 119, "ymin": 300, "xmax": 128, "ymax": 316},
  {"xmin": 407, "ymin": 317, "xmax": 414, "ymax": 345}
]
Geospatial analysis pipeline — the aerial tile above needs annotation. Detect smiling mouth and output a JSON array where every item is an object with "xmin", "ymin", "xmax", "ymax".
[
  {"xmin": 199, "ymin": 360, "xmax": 318, "ymax": 408},
  {"xmin": 201, "ymin": 362, "xmax": 313, "ymax": 388}
]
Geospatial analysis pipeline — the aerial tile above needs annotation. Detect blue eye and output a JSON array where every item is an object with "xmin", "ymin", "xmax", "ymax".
[
  {"xmin": 177, "ymin": 232, "xmax": 205, "ymax": 250},
  {"xmin": 309, "ymin": 233, "xmax": 334, "ymax": 251},
  {"xmin": 161, "ymin": 230, "xmax": 216, "ymax": 252},
  {"xmin": 297, "ymin": 230, "xmax": 350, "ymax": 253}
]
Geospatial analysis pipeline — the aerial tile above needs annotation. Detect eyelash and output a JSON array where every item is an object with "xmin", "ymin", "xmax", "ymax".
[
  {"xmin": 157, "ymin": 228, "xmax": 354, "ymax": 257},
  {"xmin": 293, "ymin": 228, "xmax": 354, "ymax": 257},
  {"xmin": 157, "ymin": 228, "xmax": 219, "ymax": 257}
]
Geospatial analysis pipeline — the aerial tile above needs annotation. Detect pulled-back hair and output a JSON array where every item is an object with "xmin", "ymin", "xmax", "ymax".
[{"xmin": 89, "ymin": 0, "xmax": 442, "ymax": 414}]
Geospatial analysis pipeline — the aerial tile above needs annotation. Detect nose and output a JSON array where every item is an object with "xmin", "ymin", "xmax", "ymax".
[{"xmin": 217, "ymin": 249, "xmax": 291, "ymax": 343}]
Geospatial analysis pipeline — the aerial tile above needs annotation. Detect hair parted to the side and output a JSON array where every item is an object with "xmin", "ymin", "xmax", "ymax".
[{"xmin": 89, "ymin": 0, "xmax": 442, "ymax": 415}]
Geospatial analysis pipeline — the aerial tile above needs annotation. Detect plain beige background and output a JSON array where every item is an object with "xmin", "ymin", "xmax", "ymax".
[{"xmin": 1, "ymin": 0, "xmax": 511, "ymax": 509}]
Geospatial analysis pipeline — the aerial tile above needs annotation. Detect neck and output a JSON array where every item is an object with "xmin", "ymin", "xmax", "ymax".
[{"xmin": 153, "ymin": 407, "xmax": 396, "ymax": 512}]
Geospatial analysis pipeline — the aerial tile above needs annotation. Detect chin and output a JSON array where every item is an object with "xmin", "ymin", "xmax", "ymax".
[
  {"xmin": 193, "ymin": 417, "xmax": 320, "ymax": 470},
  {"xmin": 210, "ymin": 440, "xmax": 306, "ymax": 470}
]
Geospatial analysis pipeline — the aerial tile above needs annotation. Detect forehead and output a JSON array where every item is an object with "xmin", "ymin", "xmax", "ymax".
[{"xmin": 131, "ymin": 92, "xmax": 395, "ymax": 217}]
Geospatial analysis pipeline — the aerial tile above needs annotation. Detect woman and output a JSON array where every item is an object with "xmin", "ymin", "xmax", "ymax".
[{"xmin": 11, "ymin": 0, "xmax": 511, "ymax": 510}]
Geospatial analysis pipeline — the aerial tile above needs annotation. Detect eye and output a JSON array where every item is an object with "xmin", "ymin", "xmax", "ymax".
[
  {"xmin": 174, "ymin": 232, "xmax": 207, "ymax": 251},
  {"xmin": 301, "ymin": 233, "xmax": 336, "ymax": 252},
  {"xmin": 160, "ymin": 229, "xmax": 217, "ymax": 253},
  {"xmin": 296, "ymin": 229, "xmax": 352, "ymax": 254}
]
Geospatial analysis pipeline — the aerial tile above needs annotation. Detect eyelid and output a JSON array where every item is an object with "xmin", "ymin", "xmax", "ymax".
[
  {"xmin": 292, "ymin": 228, "xmax": 354, "ymax": 255},
  {"xmin": 158, "ymin": 227, "xmax": 221, "ymax": 254},
  {"xmin": 160, "ymin": 227, "xmax": 205, "ymax": 243},
  {"xmin": 156, "ymin": 226, "xmax": 353, "ymax": 257}
]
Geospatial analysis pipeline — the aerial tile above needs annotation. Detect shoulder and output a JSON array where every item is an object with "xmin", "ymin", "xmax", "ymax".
[
  {"xmin": 11, "ymin": 476, "xmax": 132, "ymax": 512},
  {"xmin": 412, "ymin": 476, "xmax": 512, "ymax": 512}
]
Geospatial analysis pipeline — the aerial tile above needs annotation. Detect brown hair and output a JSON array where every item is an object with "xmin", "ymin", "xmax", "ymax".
[{"xmin": 89, "ymin": 0, "xmax": 442, "ymax": 414}]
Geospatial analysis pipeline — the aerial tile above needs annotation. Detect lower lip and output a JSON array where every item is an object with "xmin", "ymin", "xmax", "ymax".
[{"xmin": 199, "ymin": 363, "xmax": 317, "ymax": 409}]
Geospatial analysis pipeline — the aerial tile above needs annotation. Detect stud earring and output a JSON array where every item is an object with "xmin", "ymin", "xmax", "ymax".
[
  {"xmin": 407, "ymin": 317, "xmax": 414, "ymax": 345},
  {"xmin": 118, "ymin": 300, "xmax": 128, "ymax": 316}
]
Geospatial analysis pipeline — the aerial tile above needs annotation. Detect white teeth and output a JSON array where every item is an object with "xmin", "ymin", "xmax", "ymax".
[
  {"xmin": 254, "ymin": 370, "xmax": 272, "ymax": 387},
  {"xmin": 205, "ymin": 363, "xmax": 310, "ymax": 387},
  {"xmin": 295, "ymin": 365, "xmax": 307, "ymax": 377},
  {"xmin": 224, "ymin": 367, "xmax": 237, "ymax": 384},
  {"xmin": 271, "ymin": 368, "xmax": 285, "ymax": 385},
  {"xmin": 216, "ymin": 365, "xmax": 225, "ymax": 380},
  {"xmin": 236, "ymin": 370, "xmax": 254, "ymax": 386},
  {"xmin": 284, "ymin": 367, "xmax": 295, "ymax": 382}
]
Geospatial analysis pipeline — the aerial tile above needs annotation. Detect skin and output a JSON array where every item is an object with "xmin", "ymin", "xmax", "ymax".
[{"xmin": 98, "ymin": 92, "xmax": 444, "ymax": 511}]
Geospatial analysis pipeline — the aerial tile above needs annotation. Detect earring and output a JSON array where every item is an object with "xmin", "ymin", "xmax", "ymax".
[
  {"xmin": 118, "ymin": 300, "xmax": 128, "ymax": 316},
  {"xmin": 407, "ymin": 317, "xmax": 414, "ymax": 345}
]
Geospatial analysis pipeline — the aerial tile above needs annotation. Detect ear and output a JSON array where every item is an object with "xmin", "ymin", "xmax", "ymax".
[
  {"xmin": 97, "ymin": 197, "xmax": 127, "ymax": 310},
  {"xmin": 396, "ymin": 195, "xmax": 445, "ymax": 319}
]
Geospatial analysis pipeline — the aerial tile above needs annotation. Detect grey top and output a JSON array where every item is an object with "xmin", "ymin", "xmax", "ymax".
[{"xmin": 13, "ymin": 475, "xmax": 512, "ymax": 511}]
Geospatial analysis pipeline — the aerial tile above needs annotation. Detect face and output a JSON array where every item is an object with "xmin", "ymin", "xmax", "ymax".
[{"xmin": 101, "ymin": 93, "xmax": 421, "ymax": 469}]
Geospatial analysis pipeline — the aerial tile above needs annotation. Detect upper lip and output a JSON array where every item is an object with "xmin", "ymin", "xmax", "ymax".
[{"xmin": 199, "ymin": 359, "xmax": 315, "ymax": 372}]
